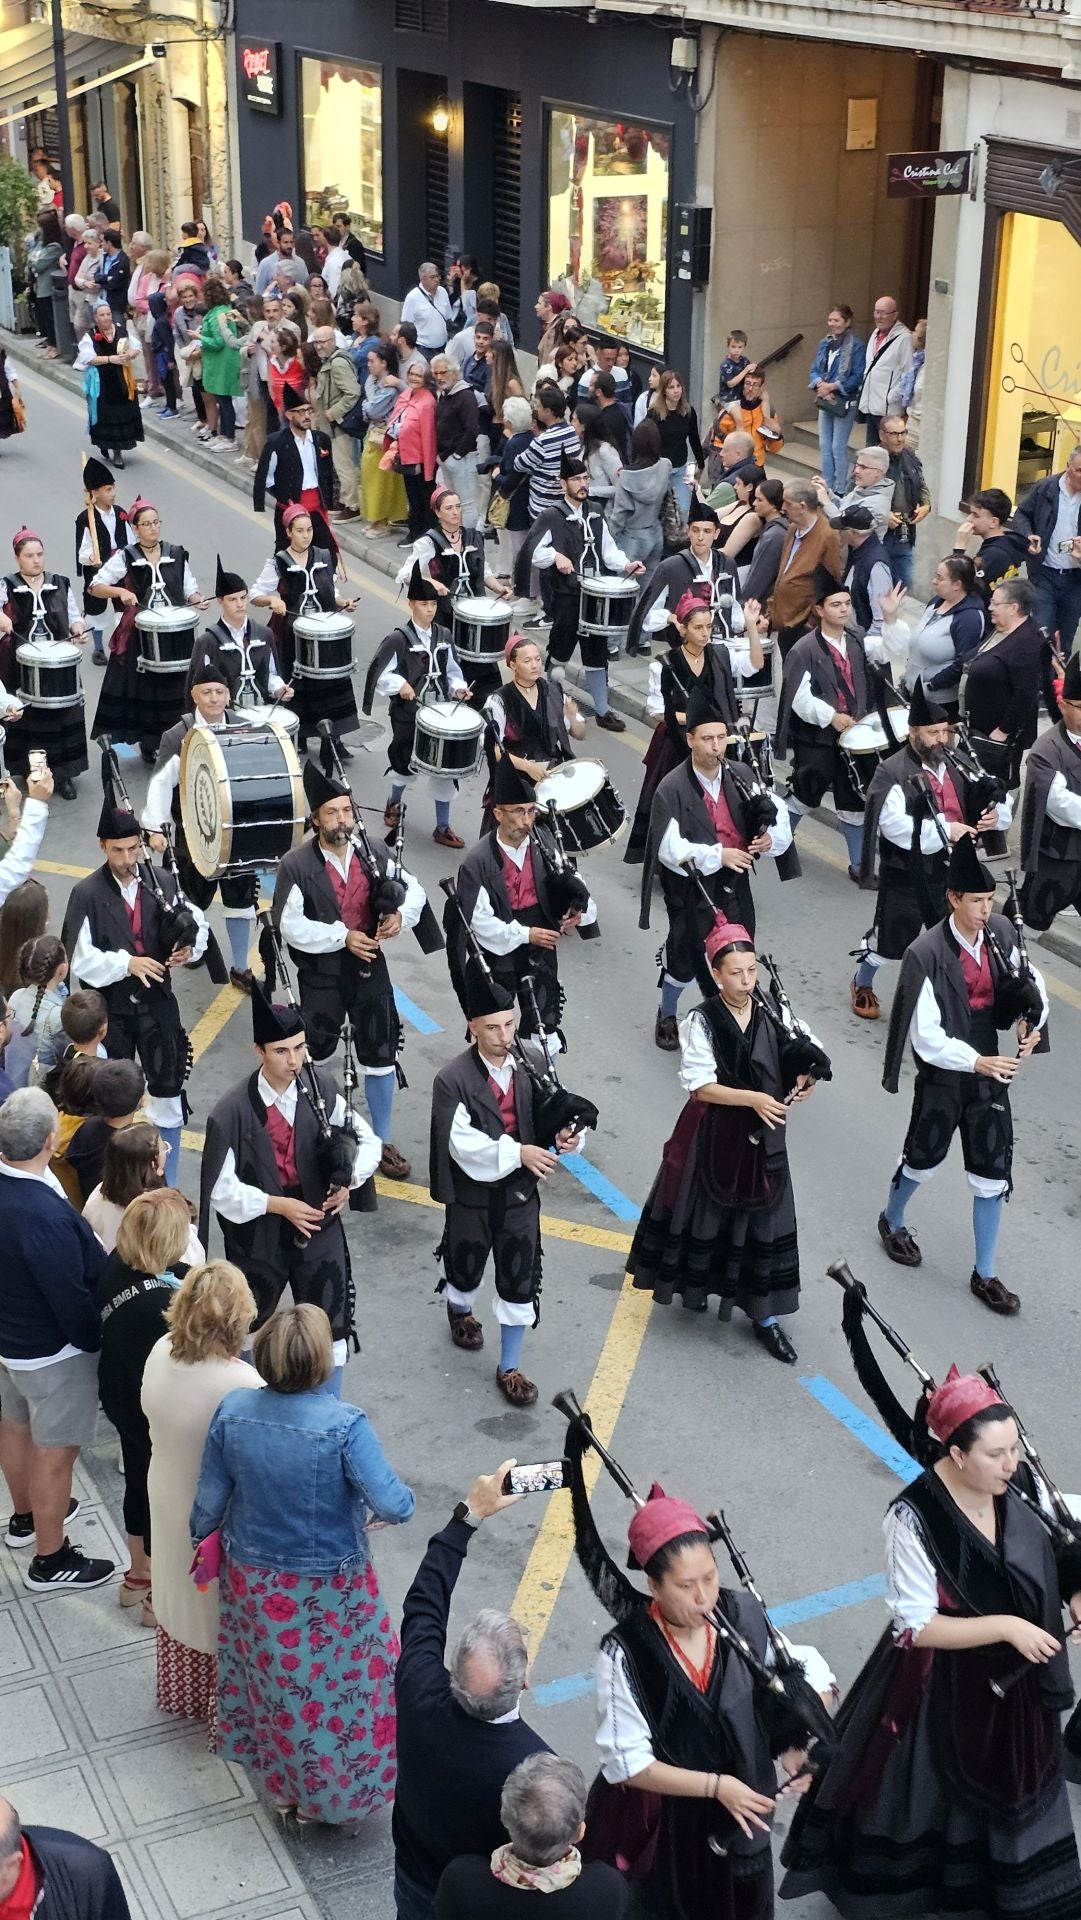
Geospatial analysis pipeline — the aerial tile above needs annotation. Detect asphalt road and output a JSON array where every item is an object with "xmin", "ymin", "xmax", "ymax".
[{"xmin": 2, "ymin": 367, "xmax": 1080, "ymax": 1915}]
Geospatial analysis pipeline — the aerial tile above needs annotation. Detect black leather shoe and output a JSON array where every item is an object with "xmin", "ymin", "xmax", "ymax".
[
  {"xmin": 970, "ymin": 1270, "xmax": 1020, "ymax": 1315},
  {"xmin": 335, "ymin": 740, "xmax": 354, "ymax": 761},
  {"xmin": 56, "ymin": 775, "xmax": 77, "ymax": 801},
  {"xmin": 595, "ymin": 710, "xmax": 626, "ymax": 732},
  {"xmin": 654, "ymin": 1012, "xmax": 679, "ymax": 1050},
  {"xmin": 754, "ymin": 1322, "xmax": 798, "ymax": 1364},
  {"xmin": 877, "ymin": 1213, "xmax": 922, "ymax": 1267}
]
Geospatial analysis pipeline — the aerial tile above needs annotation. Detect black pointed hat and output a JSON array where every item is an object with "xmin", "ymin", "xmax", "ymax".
[
  {"xmin": 491, "ymin": 756, "xmax": 537, "ymax": 806},
  {"xmin": 190, "ymin": 660, "xmax": 230, "ymax": 689},
  {"xmin": 947, "ymin": 832, "xmax": 995, "ymax": 896},
  {"xmin": 687, "ymin": 494, "xmax": 718, "ymax": 527},
  {"xmin": 215, "ymin": 554, "xmax": 247, "ymax": 599},
  {"xmin": 251, "ymin": 975, "xmax": 305, "ymax": 1046},
  {"xmin": 406, "ymin": 560, "xmax": 440, "ymax": 604},
  {"xmin": 82, "ymin": 455, "xmax": 114, "ymax": 491},
  {"xmin": 1063, "ymin": 651, "xmax": 1081, "ymax": 702},
  {"xmin": 463, "ymin": 959, "xmax": 515, "ymax": 1020},
  {"xmin": 907, "ymin": 676, "xmax": 948, "ymax": 729},
  {"xmin": 559, "ymin": 447, "xmax": 587, "ymax": 480},
  {"xmin": 811, "ymin": 564, "xmax": 848, "ymax": 607},
  {"xmin": 684, "ymin": 679, "xmax": 729, "ymax": 733},
  {"xmin": 281, "ymin": 380, "xmax": 309, "ymax": 411},
  {"xmin": 302, "ymin": 751, "xmax": 349, "ymax": 813},
  {"xmin": 96, "ymin": 749, "xmax": 139, "ymax": 842}
]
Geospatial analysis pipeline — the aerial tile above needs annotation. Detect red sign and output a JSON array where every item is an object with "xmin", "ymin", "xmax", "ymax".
[{"xmin": 239, "ymin": 40, "xmax": 281, "ymax": 115}]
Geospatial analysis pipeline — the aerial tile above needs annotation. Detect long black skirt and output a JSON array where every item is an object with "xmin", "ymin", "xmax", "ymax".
[
  {"xmin": 5, "ymin": 699, "xmax": 88, "ymax": 778},
  {"xmin": 89, "ymin": 366, "xmax": 144, "ymax": 455},
  {"xmin": 91, "ymin": 636, "xmax": 188, "ymax": 749}
]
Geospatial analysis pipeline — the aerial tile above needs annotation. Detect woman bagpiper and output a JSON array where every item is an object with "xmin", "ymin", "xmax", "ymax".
[
  {"xmin": 627, "ymin": 914, "xmax": 824, "ymax": 1366},
  {"xmin": 625, "ymin": 589, "xmax": 742, "ymax": 865},
  {"xmin": 249, "ymin": 503, "xmax": 359, "ymax": 755},
  {"xmin": 0, "ymin": 527, "xmax": 88, "ymax": 800},
  {"xmin": 89, "ymin": 499, "xmax": 207, "ymax": 762},
  {"xmin": 396, "ymin": 484, "xmax": 510, "ymax": 704},
  {"xmin": 76, "ymin": 300, "xmax": 144, "ymax": 469},
  {"xmin": 780, "ymin": 1368, "xmax": 1081, "ymax": 1920}
]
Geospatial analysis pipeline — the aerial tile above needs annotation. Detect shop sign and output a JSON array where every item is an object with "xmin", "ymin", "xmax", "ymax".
[
  {"xmin": 887, "ymin": 150, "xmax": 970, "ymax": 198},
  {"xmin": 239, "ymin": 40, "xmax": 282, "ymax": 115}
]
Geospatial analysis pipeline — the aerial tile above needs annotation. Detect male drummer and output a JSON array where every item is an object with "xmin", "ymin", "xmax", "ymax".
[
  {"xmin": 512, "ymin": 448, "xmax": 644, "ymax": 732},
  {"xmin": 273, "ymin": 749, "xmax": 444, "ymax": 1181},
  {"xmin": 142, "ymin": 662, "xmax": 254, "ymax": 992},
  {"xmin": 775, "ymin": 566, "xmax": 889, "ymax": 882},
  {"xmin": 185, "ymin": 557, "xmax": 292, "ymax": 711},
  {"xmin": 395, "ymin": 485, "xmax": 510, "ymax": 704},
  {"xmin": 362, "ymin": 561, "xmax": 473, "ymax": 850},
  {"xmin": 626, "ymin": 497, "xmax": 748, "ymax": 662},
  {"xmin": 640, "ymin": 680, "xmax": 797, "ymax": 1048},
  {"xmin": 88, "ymin": 499, "xmax": 207, "ymax": 763},
  {"xmin": 75, "ymin": 455, "xmax": 132, "ymax": 666},
  {"xmin": 447, "ymin": 755, "xmax": 597, "ymax": 1053}
]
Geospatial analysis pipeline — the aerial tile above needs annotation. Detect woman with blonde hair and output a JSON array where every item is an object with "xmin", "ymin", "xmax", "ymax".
[
  {"xmin": 191, "ymin": 1303, "xmax": 414, "ymax": 1823},
  {"xmin": 96, "ymin": 1189, "xmax": 197, "ymax": 1624},
  {"xmin": 142, "ymin": 1260, "xmax": 259, "ymax": 1722}
]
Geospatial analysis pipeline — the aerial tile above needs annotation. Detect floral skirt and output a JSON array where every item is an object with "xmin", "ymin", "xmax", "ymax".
[
  {"xmin": 215, "ymin": 1556, "xmax": 400, "ymax": 1825},
  {"xmin": 156, "ymin": 1626, "xmax": 217, "ymax": 1749}
]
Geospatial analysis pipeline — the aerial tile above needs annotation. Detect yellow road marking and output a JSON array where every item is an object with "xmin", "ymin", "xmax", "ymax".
[
  {"xmin": 188, "ymin": 983, "xmax": 244, "ymax": 1060},
  {"xmin": 37, "ymin": 858, "xmax": 91, "ymax": 878},
  {"xmin": 511, "ymin": 1276, "xmax": 652, "ymax": 1645}
]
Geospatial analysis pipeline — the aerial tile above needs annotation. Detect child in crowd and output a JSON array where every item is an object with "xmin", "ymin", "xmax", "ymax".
[
  {"xmin": 6, "ymin": 934, "xmax": 68, "ymax": 1088},
  {"xmin": 717, "ymin": 329, "xmax": 753, "ymax": 405},
  {"xmin": 42, "ymin": 988, "xmax": 109, "ymax": 1102}
]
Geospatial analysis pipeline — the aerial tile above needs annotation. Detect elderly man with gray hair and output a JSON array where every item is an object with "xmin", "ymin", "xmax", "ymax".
[
  {"xmin": 812, "ymin": 443, "xmax": 895, "ymax": 542},
  {"xmin": 435, "ymin": 1754, "xmax": 629, "ymax": 1918},
  {"xmin": 0, "ymin": 1087, "xmax": 114, "ymax": 1595},
  {"xmin": 393, "ymin": 1460, "xmax": 551, "ymax": 1920},
  {"xmin": 401, "ymin": 261, "xmax": 455, "ymax": 360}
]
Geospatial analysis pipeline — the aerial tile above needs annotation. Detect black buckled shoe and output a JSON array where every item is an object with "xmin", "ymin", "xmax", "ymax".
[{"xmin": 753, "ymin": 1322, "xmax": 798, "ymax": 1364}]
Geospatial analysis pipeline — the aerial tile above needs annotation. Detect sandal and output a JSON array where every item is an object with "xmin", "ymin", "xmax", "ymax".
[
  {"xmin": 119, "ymin": 1573, "xmax": 152, "ymax": 1610},
  {"xmin": 496, "ymin": 1366, "xmax": 538, "ymax": 1407}
]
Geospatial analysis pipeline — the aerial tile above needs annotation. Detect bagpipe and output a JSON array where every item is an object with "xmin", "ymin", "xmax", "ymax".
[
  {"xmin": 439, "ymin": 875, "xmax": 599, "ymax": 1147},
  {"xmin": 534, "ymin": 799, "xmax": 592, "ymax": 921},
  {"xmin": 829, "ymin": 1259, "xmax": 1081, "ymax": 1698},
  {"xmin": 257, "ymin": 910, "xmax": 363, "ymax": 1197},
  {"xmin": 315, "ymin": 720, "xmax": 408, "ymax": 959},
  {"xmin": 98, "ymin": 735, "xmax": 200, "ymax": 957},
  {"xmin": 554, "ymin": 1386, "xmax": 837, "ymax": 1798},
  {"xmin": 984, "ymin": 867, "xmax": 1045, "ymax": 1033}
]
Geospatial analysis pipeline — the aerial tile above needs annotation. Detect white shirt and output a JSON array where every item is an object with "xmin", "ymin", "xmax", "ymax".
[
  {"xmin": 395, "ymin": 535, "xmax": 500, "ymax": 598},
  {"xmin": 264, "ymin": 429, "xmax": 319, "ymax": 495},
  {"xmin": 0, "ymin": 799, "xmax": 48, "ymax": 910},
  {"xmin": 321, "ymin": 246, "xmax": 351, "ymax": 299},
  {"xmin": 1046, "ymin": 475, "xmax": 1081, "ymax": 573},
  {"xmin": 250, "ymin": 553, "xmax": 339, "ymax": 606},
  {"xmin": 90, "ymin": 548, "xmax": 199, "ymax": 600},
  {"xmin": 143, "ymin": 713, "xmax": 227, "ymax": 830},
  {"xmin": 9, "ymin": 575, "xmax": 84, "ymax": 632},
  {"xmin": 278, "ymin": 844, "xmax": 426, "ymax": 953},
  {"xmin": 530, "ymin": 510, "xmax": 628, "ymax": 576},
  {"xmin": 1047, "ymin": 737, "xmax": 1081, "ymax": 829},
  {"xmin": 448, "ymin": 1052, "xmax": 524, "ymax": 1181},
  {"xmin": 471, "ymin": 835, "xmax": 598, "ymax": 955},
  {"xmin": 790, "ymin": 631, "xmax": 890, "ymax": 728},
  {"xmin": 209, "ymin": 1070, "xmax": 381, "ymax": 1222},
  {"xmin": 657, "ymin": 767, "xmax": 792, "ymax": 877},
  {"xmin": 908, "ymin": 916, "xmax": 1048, "ymax": 1073},
  {"xmin": 78, "ymin": 506, "xmax": 133, "ymax": 568},
  {"xmin": 878, "ymin": 769, "xmax": 1012, "ymax": 854},
  {"xmin": 0, "ymin": 1160, "xmax": 85, "ymax": 1369},
  {"xmin": 677, "ymin": 999, "xmax": 824, "ymax": 1095},
  {"xmin": 400, "ymin": 281, "xmax": 454, "ymax": 350},
  {"xmin": 214, "ymin": 618, "xmax": 286, "ymax": 696},
  {"xmin": 642, "ymin": 561, "xmax": 747, "ymax": 644},
  {"xmin": 374, "ymin": 624, "xmax": 467, "ymax": 701}
]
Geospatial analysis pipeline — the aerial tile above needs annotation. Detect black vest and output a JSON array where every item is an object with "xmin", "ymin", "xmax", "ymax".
[
  {"xmin": 124, "ymin": 545, "xmax": 188, "ymax": 609},
  {"xmin": 846, "ymin": 532, "xmax": 890, "ymax": 634},
  {"xmin": 2, "ymin": 574, "xmax": 73, "ymax": 642}
]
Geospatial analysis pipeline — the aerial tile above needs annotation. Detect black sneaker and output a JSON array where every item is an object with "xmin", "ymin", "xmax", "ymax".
[
  {"xmin": 4, "ymin": 1497, "xmax": 80, "ymax": 1549},
  {"xmin": 24, "ymin": 1538, "xmax": 115, "ymax": 1593}
]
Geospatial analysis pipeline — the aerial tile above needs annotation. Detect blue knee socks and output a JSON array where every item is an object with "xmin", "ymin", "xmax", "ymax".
[
  {"xmin": 659, "ymin": 976, "xmax": 684, "ymax": 1019},
  {"xmin": 972, "ymin": 1194, "xmax": 1005, "ymax": 1278},
  {"xmin": 584, "ymin": 666, "xmax": 609, "ymax": 718},
  {"xmin": 225, "ymin": 918, "xmax": 251, "ymax": 973},
  {"xmin": 365, "ymin": 1071, "xmax": 394, "ymax": 1143},
  {"xmin": 435, "ymin": 797, "xmax": 451, "ymax": 829},
  {"xmin": 839, "ymin": 820, "xmax": 865, "ymax": 869},
  {"xmin": 853, "ymin": 957, "xmax": 878, "ymax": 990},
  {"xmin": 499, "ymin": 1324, "xmax": 526, "ymax": 1374},
  {"xmin": 159, "ymin": 1125, "xmax": 182, "ymax": 1186},
  {"xmin": 883, "ymin": 1171, "xmax": 920, "ymax": 1231}
]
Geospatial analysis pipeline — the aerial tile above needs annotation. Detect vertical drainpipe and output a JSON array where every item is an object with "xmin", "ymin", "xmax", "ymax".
[{"xmin": 688, "ymin": 25, "xmax": 721, "ymax": 424}]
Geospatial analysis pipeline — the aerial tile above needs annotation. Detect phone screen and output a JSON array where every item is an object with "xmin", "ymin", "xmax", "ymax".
[{"xmin": 502, "ymin": 1460, "xmax": 568, "ymax": 1495}]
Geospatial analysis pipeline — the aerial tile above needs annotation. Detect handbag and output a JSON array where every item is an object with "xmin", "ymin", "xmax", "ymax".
[
  {"xmin": 189, "ymin": 1529, "xmax": 223, "ymax": 1591},
  {"xmin": 815, "ymin": 392, "xmax": 849, "ymax": 419},
  {"xmin": 660, "ymin": 487, "xmax": 686, "ymax": 549},
  {"xmin": 10, "ymin": 394, "xmax": 26, "ymax": 433}
]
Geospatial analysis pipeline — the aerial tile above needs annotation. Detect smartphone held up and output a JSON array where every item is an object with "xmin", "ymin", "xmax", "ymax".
[{"xmin": 502, "ymin": 1460, "xmax": 570, "ymax": 1496}]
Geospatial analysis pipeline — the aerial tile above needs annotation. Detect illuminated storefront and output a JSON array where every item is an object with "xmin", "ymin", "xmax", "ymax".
[
  {"xmin": 546, "ymin": 108, "xmax": 670, "ymax": 356},
  {"xmin": 300, "ymin": 57, "xmax": 383, "ymax": 257},
  {"xmin": 982, "ymin": 212, "xmax": 1081, "ymax": 499}
]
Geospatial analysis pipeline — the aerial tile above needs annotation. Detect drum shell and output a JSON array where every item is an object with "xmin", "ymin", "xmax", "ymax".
[
  {"xmin": 450, "ymin": 596, "xmax": 512, "ymax": 661},
  {"xmin": 293, "ymin": 612, "xmax": 355, "ymax": 681},
  {"xmin": 136, "ymin": 607, "xmax": 199, "ymax": 675},
  {"xmin": 734, "ymin": 634, "xmax": 774, "ymax": 697},
  {"xmin": 535, "ymin": 756, "xmax": 626, "ymax": 852},
  {"xmin": 180, "ymin": 720, "xmax": 305, "ymax": 877},
  {"xmin": 16, "ymin": 641, "xmax": 82, "ymax": 710},
  {"xmin": 410, "ymin": 700, "xmax": 486, "ymax": 778},
  {"xmin": 579, "ymin": 574, "xmax": 637, "ymax": 639}
]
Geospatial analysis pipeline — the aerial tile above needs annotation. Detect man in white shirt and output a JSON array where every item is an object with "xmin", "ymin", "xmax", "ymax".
[
  {"xmin": 0, "ymin": 770, "xmax": 51, "ymax": 908},
  {"xmin": 319, "ymin": 226, "xmax": 351, "ymax": 300},
  {"xmin": 400, "ymin": 262, "xmax": 455, "ymax": 360}
]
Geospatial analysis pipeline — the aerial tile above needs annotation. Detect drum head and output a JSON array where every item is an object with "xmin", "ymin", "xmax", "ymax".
[
  {"xmin": 180, "ymin": 720, "xmax": 303, "ymax": 877},
  {"xmin": 415, "ymin": 699, "xmax": 485, "ymax": 740},
  {"xmin": 17, "ymin": 640, "xmax": 80, "ymax": 667},
  {"xmin": 238, "ymin": 703, "xmax": 301, "ymax": 738},
  {"xmin": 293, "ymin": 612, "xmax": 354, "ymax": 639},
  {"xmin": 535, "ymin": 758, "xmax": 607, "ymax": 810},
  {"xmin": 453, "ymin": 595, "xmax": 507, "ymax": 624},
  {"xmin": 136, "ymin": 606, "xmax": 199, "ymax": 632}
]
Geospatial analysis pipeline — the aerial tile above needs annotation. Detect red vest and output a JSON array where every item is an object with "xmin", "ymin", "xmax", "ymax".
[
  {"xmin": 487, "ymin": 1071, "xmax": 519, "ymax": 1138},
  {"xmin": 959, "ymin": 939, "xmax": 994, "ymax": 1010},
  {"xmin": 499, "ymin": 843, "xmax": 539, "ymax": 910},
  {"xmin": 825, "ymin": 639, "xmax": 855, "ymax": 709},
  {"xmin": 325, "ymin": 853, "xmax": 373, "ymax": 933},
  {"xmin": 122, "ymin": 887, "xmax": 144, "ymax": 954},
  {"xmin": 264, "ymin": 1101, "xmax": 299, "ymax": 1188},
  {"xmin": 923, "ymin": 764, "xmax": 965, "ymax": 827},
  {"xmin": 700, "ymin": 777, "xmax": 746, "ymax": 849}
]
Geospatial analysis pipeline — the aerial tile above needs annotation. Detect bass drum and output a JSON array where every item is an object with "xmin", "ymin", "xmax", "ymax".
[
  {"xmin": 179, "ymin": 720, "xmax": 305, "ymax": 877},
  {"xmin": 534, "ymin": 757, "xmax": 626, "ymax": 853}
]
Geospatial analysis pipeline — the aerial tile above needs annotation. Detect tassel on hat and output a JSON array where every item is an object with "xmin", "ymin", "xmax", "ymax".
[
  {"xmin": 215, "ymin": 554, "xmax": 247, "ymax": 599},
  {"xmin": 947, "ymin": 831, "xmax": 995, "ymax": 896}
]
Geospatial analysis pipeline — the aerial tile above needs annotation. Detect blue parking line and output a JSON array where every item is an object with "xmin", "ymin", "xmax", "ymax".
[
  {"xmin": 393, "ymin": 986, "xmax": 442, "ymax": 1035},
  {"xmin": 799, "ymin": 1375, "xmax": 919, "ymax": 1481},
  {"xmin": 560, "ymin": 1151, "xmax": 641, "ymax": 1223}
]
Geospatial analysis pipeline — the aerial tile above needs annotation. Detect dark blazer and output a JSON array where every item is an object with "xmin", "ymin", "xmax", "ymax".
[
  {"xmin": 1011, "ymin": 472, "xmax": 1081, "ymax": 565},
  {"xmin": 0, "ymin": 1171, "xmax": 104, "ymax": 1361},
  {"xmin": 964, "ymin": 617, "xmax": 1043, "ymax": 743},
  {"xmin": 392, "ymin": 1516, "xmax": 550, "ymax": 1896},
  {"xmin": 253, "ymin": 425, "xmax": 334, "ymax": 514},
  {"xmin": 25, "ymin": 1827, "xmax": 131, "ymax": 1920},
  {"xmin": 436, "ymin": 384, "xmax": 480, "ymax": 462},
  {"xmin": 435, "ymin": 1858, "xmax": 630, "ymax": 1920},
  {"xmin": 95, "ymin": 250, "xmax": 130, "ymax": 316}
]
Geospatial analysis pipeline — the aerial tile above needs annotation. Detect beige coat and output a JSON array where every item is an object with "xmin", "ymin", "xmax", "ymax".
[{"xmin": 142, "ymin": 1341, "xmax": 261, "ymax": 1654}]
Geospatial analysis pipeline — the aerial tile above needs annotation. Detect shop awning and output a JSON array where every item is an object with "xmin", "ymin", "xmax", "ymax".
[{"xmin": 0, "ymin": 25, "xmax": 150, "ymax": 120}]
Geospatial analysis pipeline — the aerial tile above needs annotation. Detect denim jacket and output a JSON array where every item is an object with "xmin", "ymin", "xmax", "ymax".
[
  {"xmin": 190, "ymin": 1384, "xmax": 415, "ymax": 1575},
  {"xmin": 808, "ymin": 330, "xmax": 866, "ymax": 402}
]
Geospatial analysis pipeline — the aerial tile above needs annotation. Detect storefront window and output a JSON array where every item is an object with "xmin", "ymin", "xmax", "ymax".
[
  {"xmin": 300, "ymin": 57, "xmax": 383, "ymax": 257},
  {"xmin": 984, "ymin": 212, "xmax": 1081, "ymax": 498},
  {"xmin": 546, "ymin": 108, "xmax": 670, "ymax": 355}
]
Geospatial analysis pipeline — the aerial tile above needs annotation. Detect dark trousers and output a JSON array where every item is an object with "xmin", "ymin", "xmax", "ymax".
[
  {"xmin": 235, "ymin": 1214, "xmax": 352, "ymax": 1341},
  {"xmin": 1031, "ymin": 563, "xmax": 1081, "ymax": 654},
  {"xmin": 394, "ymin": 1863, "xmax": 435, "ymax": 1920},
  {"xmin": 35, "ymin": 294, "xmax": 56, "ymax": 346},
  {"xmin": 161, "ymin": 364, "xmax": 179, "ymax": 411},
  {"xmin": 863, "ymin": 413, "xmax": 884, "ymax": 446},
  {"xmin": 216, "ymin": 395, "xmax": 236, "ymax": 441},
  {"xmin": 191, "ymin": 376, "xmax": 207, "ymax": 424},
  {"xmin": 403, "ymin": 469, "xmax": 434, "ymax": 539},
  {"xmin": 116, "ymin": 1424, "xmax": 152, "ymax": 1552}
]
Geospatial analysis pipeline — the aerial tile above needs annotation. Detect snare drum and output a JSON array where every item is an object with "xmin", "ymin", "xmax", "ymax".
[
  {"xmin": 16, "ymin": 640, "xmax": 82, "ymax": 709},
  {"xmin": 293, "ymin": 611, "xmax": 355, "ymax": 681},
  {"xmin": 238, "ymin": 701, "xmax": 300, "ymax": 741},
  {"xmin": 534, "ymin": 758, "xmax": 626, "ymax": 852},
  {"xmin": 579, "ymin": 574, "xmax": 638, "ymax": 640},
  {"xmin": 411, "ymin": 700, "xmax": 486, "ymax": 778},
  {"xmin": 450, "ymin": 595, "xmax": 512, "ymax": 662},
  {"xmin": 734, "ymin": 633, "xmax": 774, "ymax": 697},
  {"xmin": 841, "ymin": 711, "xmax": 909, "ymax": 758},
  {"xmin": 136, "ymin": 604, "xmax": 199, "ymax": 675},
  {"xmin": 179, "ymin": 720, "xmax": 305, "ymax": 877}
]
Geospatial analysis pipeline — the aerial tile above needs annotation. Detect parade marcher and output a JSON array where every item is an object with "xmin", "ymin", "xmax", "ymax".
[
  {"xmin": 626, "ymin": 588, "xmax": 744, "ymax": 865},
  {"xmin": 199, "ymin": 982, "xmax": 381, "ymax": 1370},
  {"xmin": 88, "ymin": 499, "xmax": 207, "ymax": 763},
  {"xmin": 0, "ymin": 528, "xmax": 88, "ymax": 801},
  {"xmin": 781, "ymin": 1368, "xmax": 1081, "ymax": 1920},
  {"xmin": 877, "ymin": 833, "xmax": 1048, "ymax": 1312},
  {"xmin": 776, "ymin": 567, "xmax": 884, "ymax": 881},
  {"xmin": 482, "ymin": 631, "xmax": 585, "ymax": 831},
  {"xmin": 641, "ymin": 682, "xmax": 797, "ymax": 1048},
  {"xmin": 447, "ymin": 756, "xmax": 598, "ymax": 1050},
  {"xmin": 142, "ymin": 662, "xmax": 252, "ymax": 991},
  {"xmin": 396, "ymin": 485, "xmax": 510, "ymax": 704},
  {"xmin": 274, "ymin": 748, "xmax": 442, "ymax": 1181},
  {"xmin": 252, "ymin": 382, "xmax": 336, "ymax": 554},
  {"xmin": 185, "ymin": 557, "xmax": 290, "ymax": 710},
  {"xmin": 629, "ymin": 913, "xmax": 823, "ymax": 1361},
  {"xmin": 851, "ymin": 678, "xmax": 1012, "ymax": 1019},
  {"xmin": 75, "ymin": 301, "xmax": 144, "ymax": 467},
  {"xmin": 566, "ymin": 1444, "xmax": 832, "ymax": 1920},
  {"xmin": 248, "ymin": 505, "xmax": 359, "ymax": 752},
  {"xmin": 60, "ymin": 766, "xmax": 209, "ymax": 1174},
  {"xmin": 363, "ymin": 560, "xmax": 472, "ymax": 848},
  {"xmin": 1020, "ymin": 649, "xmax": 1081, "ymax": 930},
  {"xmin": 429, "ymin": 964, "xmax": 583, "ymax": 1406},
  {"xmin": 75, "ymin": 456, "xmax": 132, "ymax": 666},
  {"xmin": 513, "ymin": 450, "xmax": 644, "ymax": 732},
  {"xmin": 624, "ymin": 499, "xmax": 744, "ymax": 660}
]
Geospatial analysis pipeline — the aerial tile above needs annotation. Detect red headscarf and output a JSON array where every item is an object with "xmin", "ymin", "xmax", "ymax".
[
  {"xmin": 11, "ymin": 528, "xmax": 41, "ymax": 553},
  {"xmin": 282, "ymin": 502, "xmax": 311, "ymax": 531},
  {"xmin": 705, "ymin": 912, "xmax": 753, "ymax": 965},
  {"xmin": 628, "ymin": 1483, "xmax": 709, "ymax": 1569},
  {"xmin": 926, "ymin": 1364, "xmax": 1004, "ymax": 1444},
  {"xmin": 674, "ymin": 586, "xmax": 711, "ymax": 624}
]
